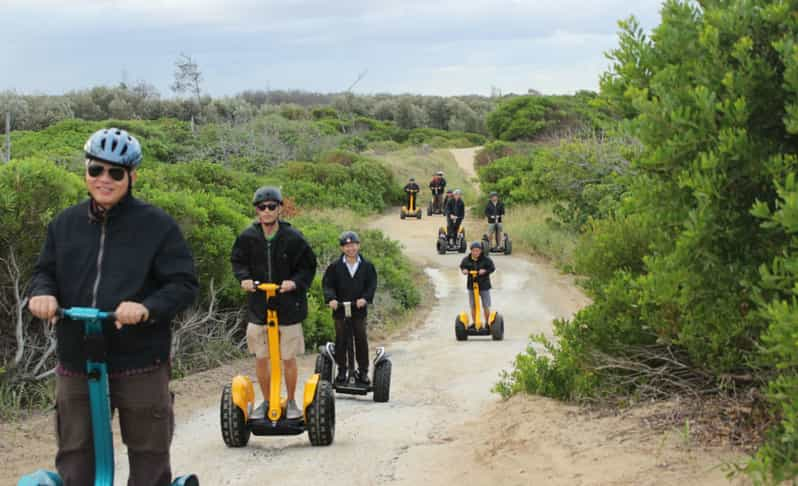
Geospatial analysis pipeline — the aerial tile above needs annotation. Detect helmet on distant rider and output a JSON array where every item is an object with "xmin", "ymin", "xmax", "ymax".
[{"xmin": 339, "ymin": 231, "xmax": 360, "ymax": 246}]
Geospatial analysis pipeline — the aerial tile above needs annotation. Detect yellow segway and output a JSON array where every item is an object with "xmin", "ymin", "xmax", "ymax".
[
  {"xmin": 454, "ymin": 270, "xmax": 505, "ymax": 341},
  {"xmin": 400, "ymin": 189, "xmax": 422, "ymax": 220},
  {"xmin": 220, "ymin": 282, "xmax": 335, "ymax": 447}
]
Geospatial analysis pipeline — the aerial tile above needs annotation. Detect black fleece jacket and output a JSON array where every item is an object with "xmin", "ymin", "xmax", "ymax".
[
  {"xmin": 231, "ymin": 221, "xmax": 317, "ymax": 326},
  {"xmin": 445, "ymin": 198, "xmax": 465, "ymax": 219},
  {"xmin": 485, "ymin": 201, "xmax": 505, "ymax": 223},
  {"xmin": 322, "ymin": 254, "xmax": 378, "ymax": 319},
  {"xmin": 28, "ymin": 194, "xmax": 199, "ymax": 373},
  {"xmin": 459, "ymin": 254, "xmax": 496, "ymax": 290}
]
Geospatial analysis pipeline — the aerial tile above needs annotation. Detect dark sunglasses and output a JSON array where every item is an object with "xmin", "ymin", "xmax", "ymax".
[
  {"xmin": 87, "ymin": 163, "xmax": 127, "ymax": 181},
  {"xmin": 255, "ymin": 202, "xmax": 280, "ymax": 212}
]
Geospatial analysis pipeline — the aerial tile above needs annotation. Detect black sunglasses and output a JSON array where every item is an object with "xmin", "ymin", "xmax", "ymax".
[
  {"xmin": 87, "ymin": 163, "xmax": 127, "ymax": 181},
  {"xmin": 255, "ymin": 202, "xmax": 280, "ymax": 212}
]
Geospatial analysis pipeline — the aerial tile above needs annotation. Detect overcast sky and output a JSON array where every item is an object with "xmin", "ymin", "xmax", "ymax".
[{"xmin": 1, "ymin": 0, "xmax": 663, "ymax": 97}]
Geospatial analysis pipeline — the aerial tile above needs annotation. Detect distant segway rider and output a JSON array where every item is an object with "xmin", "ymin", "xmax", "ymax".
[
  {"xmin": 429, "ymin": 172, "xmax": 445, "ymax": 209},
  {"xmin": 403, "ymin": 177, "xmax": 421, "ymax": 209},
  {"xmin": 28, "ymin": 128, "xmax": 199, "ymax": 485},
  {"xmin": 231, "ymin": 186, "xmax": 317, "ymax": 421},
  {"xmin": 460, "ymin": 241, "xmax": 496, "ymax": 325},
  {"xmin": 322, "ymin": 231, "xmax": 378, "ymax": 386},
  {"xmin": 443, "ymin": 188, "xmax": 453, "ymax": 210},
  {"xmin": 429, "ymin": 171, "xmax": 446, "ymax": 212},
  {"xmin": 485, "ymin": 191, "xmax": 505, "ymax": 250},
  {"xmin": 445, "ymin": 189, "xmax": 465, "ymax": 244}
]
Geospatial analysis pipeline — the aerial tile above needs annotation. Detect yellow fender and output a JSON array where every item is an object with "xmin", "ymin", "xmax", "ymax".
[
  {"xmin": 231, "ymin": 375, "xmax": 255, "ymax": 422},
  {"xmin": 458, "ymin": 312, "xmax": 469, "ymax": 326},
  {"xmin": 303, "ymin": 373, "xmax": 320, "ymax": 422},
  {"xmin": 488, "ymin": 311, "xmax": 497, "ymax": 325}
]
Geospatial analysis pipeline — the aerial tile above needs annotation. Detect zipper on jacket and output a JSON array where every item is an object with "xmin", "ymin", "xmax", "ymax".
[
  {"xmin": 266, "ymin": 240, "xmax": 273, "ymax": 283},
  {"xmin": 91, "ymin": 221, "xmax": 107, "ymax": 307}
]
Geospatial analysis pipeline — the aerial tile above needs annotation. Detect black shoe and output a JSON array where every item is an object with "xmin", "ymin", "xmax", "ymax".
[
  {"xmin": 335, "ymin": 368, "xmax": 348, "ymax": 384},
  {"xmin": 356, "ymin": 369, "xmax": 371, "ymax": 386}
]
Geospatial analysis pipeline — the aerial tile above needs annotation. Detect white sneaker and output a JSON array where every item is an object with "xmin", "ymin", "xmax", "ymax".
[
  {"xmin": 286, "ymin": 399, "xmax": 302, "ymax": 419},
  {"xmin": 251, "ymin": 401, "xmax": 268, "ymax": 419}
]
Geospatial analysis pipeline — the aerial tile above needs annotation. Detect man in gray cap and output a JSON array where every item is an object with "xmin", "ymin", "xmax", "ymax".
[{"xmin": 231, "ymin": 186, "xmax": 317, "ymax": 420}]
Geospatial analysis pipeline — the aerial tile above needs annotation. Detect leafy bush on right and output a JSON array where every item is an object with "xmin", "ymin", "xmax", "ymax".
[{"xmin": 493, "ymin": 1, "xmax": 798, "ymax": 482}]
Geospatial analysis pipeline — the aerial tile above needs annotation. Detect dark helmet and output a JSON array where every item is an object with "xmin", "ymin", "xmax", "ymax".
[
  {"xmin": 409, "ymin": 177, "xmax": 415, "ymax": 182},
  {"xmin": 470, "ymin": 241, "xmax": 483, "ymax": 250},
  {"xmin": 453, "ymin": 189, "xmax": 462, "ymax": 195},
  {"xmin": 253, "ymin": 186, "xmax": 283, "ymax": 205},
  {"xmin": 84, "ymin": 128, "xmax": 142, "ymax": 168},
  {"xmin": 489, "ymin": 191, "xmax": 498, "ymax": 198},
  {"xmin": 339, "ymin": 231, "xmax": 360, "ymax": 246},
  {"xmin": 436, "ymin": 171, "xmax": 444, "ymax": 176},
  {"xmin": 446, "ymin": 188, "xmax": 453, "ymax": 194}
]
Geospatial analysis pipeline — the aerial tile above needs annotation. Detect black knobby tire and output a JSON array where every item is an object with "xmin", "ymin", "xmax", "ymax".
[
  {"xmin": 400, "ymin": 211, "xmax": 406, "ymax": 220},
  {"xmin": 307, "ymin": 380, "xmax": 335, "ymax": 446},
  {"xmin": 482, "ymin": 236, "xmax": 491, "ymax": 254},
  {"xmin": 373, "ymin": 360, "xmax": 392, "ymax": 403},
  {"xmin": 504, "ymin": 236, "xmax": 512, "ymax": 255},
  {"xmin": 455, "ymin": 318, "xmax": 468, "ymax": 341},
  {"xmin": 427, "ymin": 202, "xmax": 433, "ymax": 216},
  {"xmin": 315, "ymin": 354, "xmax": 333, "ymax": 383},
  {"xmin": 437, "ymin": 239, "xmax": 446, "ymax": 255},
  {"xmin": 491, "ymin": 314, "xmax": 505, "ymax": 341},
  {"xmin": 220, "ymin": 384, "xmax": 250, "ymax": 447},
  {"xmin": 417, "ymin": 210, "xmax": 422, "ymax": 220},
  {"xmin": 458, "ymin": 238, "xmax": 467, "ymax": 253}
]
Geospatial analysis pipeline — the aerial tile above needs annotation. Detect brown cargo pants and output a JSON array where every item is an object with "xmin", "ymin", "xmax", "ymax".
[{"xmin": 55, "ymin": 365, "xmax": 174, "ymax": 486}]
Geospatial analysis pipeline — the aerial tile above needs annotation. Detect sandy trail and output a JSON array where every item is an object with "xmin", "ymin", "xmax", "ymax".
[{"xmin": 1, "ymin": 148, "xmax": 744, "ymax": 485}]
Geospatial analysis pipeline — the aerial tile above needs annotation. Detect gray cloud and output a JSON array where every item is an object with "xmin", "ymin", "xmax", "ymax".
[{"xmin": 1, "ymin": 0, "xmax": 664, "ymax": 96}]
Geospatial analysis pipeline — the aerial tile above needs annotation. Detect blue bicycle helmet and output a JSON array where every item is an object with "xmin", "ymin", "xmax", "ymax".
[{"xmin": 84, "ymin": 128, "xmax": 142, "ymax": 168}]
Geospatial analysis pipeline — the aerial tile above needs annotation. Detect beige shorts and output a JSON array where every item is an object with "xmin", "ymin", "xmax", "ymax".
[{"xmin": 246, "ymin": 322, "xmax": 305, "ymax": 360}]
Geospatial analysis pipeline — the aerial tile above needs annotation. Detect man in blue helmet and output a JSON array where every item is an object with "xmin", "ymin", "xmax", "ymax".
[
  {"xmin": 322, "ymin": 231, "xmax": 378, "ymax": 385},
  {"xmin": 28, "ymin": 128, "xmax": 199, "ymax": 485},
  {"xmin": 231, "ymin": 186, "xmax": 317, "ymax": 421}
]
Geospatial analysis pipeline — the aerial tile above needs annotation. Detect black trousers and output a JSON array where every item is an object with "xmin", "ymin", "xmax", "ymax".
[
  {"xmin": 447, "ymin": 217, "xmax": 463, "ymax": 240},
  {"xmin": 334, "ymin": 316, "xmax": 369, "ymax": 372}
]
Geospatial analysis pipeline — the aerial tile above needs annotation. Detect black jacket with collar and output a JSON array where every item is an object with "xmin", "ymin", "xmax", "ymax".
[
  {"xmin": 459, "ymin": 254, "xmax": 496, "ymax": 290},
  {"xmin": 322, "ymin": 254, "xmax": 378, "ymax": 319},
  {"xmin": 28, "ymin": 194, "xmax": 199, "ymax": 373},
  {"xmin": 231, "ymin": 221, "xmax": 317, "ymax": 326},
  {"xmin": 485, "ymin": 201, "xmax": 505, "ymax": 223}
]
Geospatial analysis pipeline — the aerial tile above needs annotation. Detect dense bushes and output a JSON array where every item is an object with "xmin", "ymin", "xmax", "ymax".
[
  {"xmin": 493, "ymin": 1, "xmax": 798, "ymax": 482},
  {"xmin": 486, "ymin": 91, "xmax": 613, "ymax": 141},
  {"xmin": 1, "ymin": 86, "xmax": 495, "ymax": 134},
  {"xmin": 479, "ymin": 136, "xmax": 637, "ymax": 229}
]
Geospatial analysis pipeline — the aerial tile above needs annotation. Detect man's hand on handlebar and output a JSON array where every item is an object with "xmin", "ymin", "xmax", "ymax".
[
  {"xmin": 29, "ymin": 295, "xmax": 59, "ymax": 323},
  {"xmin": 356, "ymin": 298, "xmax": 367, "ymax": 309}
]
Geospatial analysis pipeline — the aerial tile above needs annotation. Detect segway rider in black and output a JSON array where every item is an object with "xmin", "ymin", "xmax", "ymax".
[
  {"xmin": 429, "ymin": 171, "xmax": 446, "ymax": 212},
  {"xmin": 443, "ymin": 188, "xmax": 453, "ymax": 211},
  {"xmin": 231, "ymin": 186, "xmax": 317, "ymax": 421},
  {"xmin": 460, "ymin": 241, "xmax": 496, "ymax": 325},
  {"xmin": 485, "ymin": 191, "xmax": 505, "ymax": 250},
  {"xmin": 28, "ymin": 128, "xmax": 199, "ymax": 485},
  {"xmin": 403, "ymin": 177, "xmax": 420, "ymax": 209},
  {"xmin": 444, "ymin": 189, "xmax": 465, "ymax": 244},
  {"xmin": 322, "ymin": 231, "xmax": 378, "ymax": 386}
]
